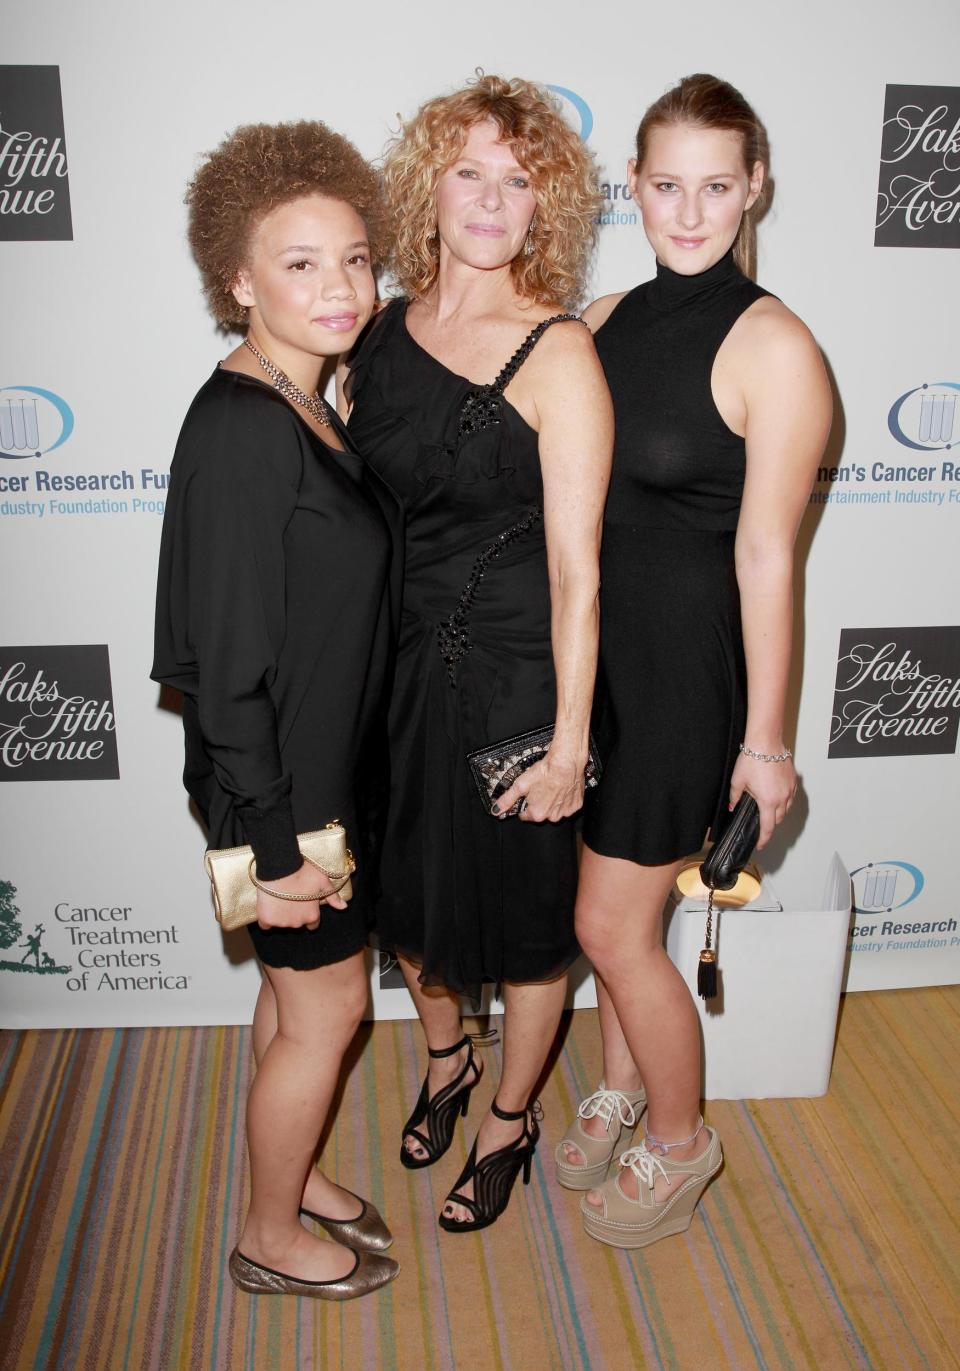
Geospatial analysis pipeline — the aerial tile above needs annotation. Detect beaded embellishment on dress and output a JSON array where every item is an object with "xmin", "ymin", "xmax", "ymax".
[
  {"xmin": 437, "ymin": 507, "xmax": 543, "ymax": 685},
  {"xmin": 436, "ymin": 312, "xmax": 585, "ymax": 682},
  {"xmin": 457, "ymin": 313, "xmax": 582, "ymax": 438}
]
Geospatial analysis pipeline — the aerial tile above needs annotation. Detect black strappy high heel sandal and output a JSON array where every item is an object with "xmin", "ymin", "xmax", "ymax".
[
  {"xmin": 400, "ymin": 1035, "xmax": 482, "ymax": 1170},
  {"xmin": 438, "ymin": 1098, "xmax": 542, "ymax": 1233}
]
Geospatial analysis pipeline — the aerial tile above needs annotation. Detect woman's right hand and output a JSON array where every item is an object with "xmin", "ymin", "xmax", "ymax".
[{"xmin": 254, "ymin": 860, "xmax": 348, "ymax": 932}]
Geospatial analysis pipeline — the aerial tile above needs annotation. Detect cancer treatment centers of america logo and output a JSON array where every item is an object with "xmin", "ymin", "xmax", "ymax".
[
  {"xmin": 829, "ymin": 627, "xmax": 960, "ymax": 758},
  {"xmin": 0, "ymin": 65, "xmax": 72, "ymax": 240},
  {"xmin": 0, "ymin": 646, "xmax": 120, "ymax": 780},
  {"xmin": 875, "ymin": 83, "xmax": 960, "ymax": 248}
]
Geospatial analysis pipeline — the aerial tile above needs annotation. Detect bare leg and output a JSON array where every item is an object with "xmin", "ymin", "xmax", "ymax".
[
  {"xmin": 250, "ymin": 962, "xmax": 367, "ymax": 1223},
  {"xmin": 397, "ymin": 953, "xmax": 483, "ymax": 1162},
  {"xmin": 238, "ymin": 953, "xmax": 367, "ymax": 1279},
  {"xmin": 574, "ymin": 847, "xmax": 712, "ymax": 1208},
  {"xmin": 442, "ymin": 973, "xmax": 567, "ymax": 1224},
  {"xmin": 562, "ymin": 975, "xmax": 643, "ymax": 1166},
  {"xmin": 251, "ymin": 973, "xmax": 277, "ymax": 1066}
]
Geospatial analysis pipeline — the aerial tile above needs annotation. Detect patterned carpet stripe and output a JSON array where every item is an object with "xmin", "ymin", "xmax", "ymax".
[{"xmin": 1, "ymin": 986, "xmax": 958, "ymax": 1371}]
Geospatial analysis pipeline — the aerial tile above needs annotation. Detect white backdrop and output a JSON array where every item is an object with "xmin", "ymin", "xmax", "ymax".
[{"xmin": 2, "ymin": 0, "xmax": 958, "ymax": 1028}]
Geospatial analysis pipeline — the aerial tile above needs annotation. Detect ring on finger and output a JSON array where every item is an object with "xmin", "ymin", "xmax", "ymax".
[{"xmin": 518, "ymin": 797, "xmax": 528, "ymax": 815}]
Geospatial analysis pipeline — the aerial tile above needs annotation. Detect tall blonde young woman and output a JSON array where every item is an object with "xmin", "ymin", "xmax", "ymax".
[
  {"xmin": 343, "ymin": 75, "xmax": 613, "ymax": 1232},
  {"xmin": 557, "ymin": 74, "xmax": 832, "ymax": 1249}
]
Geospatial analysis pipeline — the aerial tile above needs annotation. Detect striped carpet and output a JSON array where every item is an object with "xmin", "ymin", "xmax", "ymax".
[{"xmin": 1, "ymin": 987, "xmax": 958, "ymax": 1371}]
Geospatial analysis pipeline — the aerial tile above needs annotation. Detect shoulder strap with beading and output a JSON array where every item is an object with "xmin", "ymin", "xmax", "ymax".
[{"xmin": 489, "ymin": 313, "xmax": 585, "ymax": 395}]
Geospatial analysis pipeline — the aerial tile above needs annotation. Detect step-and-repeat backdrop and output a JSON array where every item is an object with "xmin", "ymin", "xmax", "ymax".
[{"xmin": 2, "ymin": 0, "xmax": 958, "ymax": 1027}]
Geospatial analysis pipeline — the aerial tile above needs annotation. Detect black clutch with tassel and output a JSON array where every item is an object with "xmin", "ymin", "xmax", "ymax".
[{"xmin": 695, "ymin": 792, "xmax": 760, "ymax": 999}]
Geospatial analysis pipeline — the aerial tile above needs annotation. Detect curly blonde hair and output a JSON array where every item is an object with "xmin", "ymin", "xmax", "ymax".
[
  {"xmin": 384, "ymin": 75, "xmax": 601, "ymax": 309},
  {"xmin": 186, "ymin": 120, "xmax": 389, "ymax": 328}
]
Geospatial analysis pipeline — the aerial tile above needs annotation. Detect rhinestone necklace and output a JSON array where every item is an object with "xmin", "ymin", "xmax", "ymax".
[{"xmin": 243, "ymin": 337, "xmax": 331, "ymax": 427}]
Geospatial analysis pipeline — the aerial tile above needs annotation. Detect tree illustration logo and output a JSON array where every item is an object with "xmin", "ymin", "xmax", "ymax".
[{"xmin": 0, "ymin": 879, "xmax": 71, "ymax": 975}]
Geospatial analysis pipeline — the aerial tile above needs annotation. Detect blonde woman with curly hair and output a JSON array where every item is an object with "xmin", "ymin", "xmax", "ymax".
[
  {"xmin": 153, "ymin": 121, "xmax": 400, "ymax": 1299},
  {"xmin": 343, "ymin": 74, "xmax": 613, "ymax": 1232}
]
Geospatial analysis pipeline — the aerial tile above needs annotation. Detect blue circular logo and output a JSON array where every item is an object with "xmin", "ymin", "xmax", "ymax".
[
  {"xmin": 887, "ymin": 381, "xmax": 959, "ymax": 451},
  {"xmin": 850, "ymin": 861, "xmax": 924, "ymax": 914},
  {"xmin": 0, "ymin": 386, "xmax": 74, "ymax": 460},
  {"xmin": 546, "ymin": 86, "xmax": 594, "ymax": 142}
]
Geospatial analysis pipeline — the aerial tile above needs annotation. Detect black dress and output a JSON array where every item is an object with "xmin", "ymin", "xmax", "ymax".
[
  {"xmin": 347, "ymin": 301, "xmax": 584, "ymax": 1002},
  {"xmin": 152, "ymin": 367, "xmax": 397, "ymax": 969},
  {"xmin": 583, "ymin": 250, "xmax": 770, "ymax": 865}
]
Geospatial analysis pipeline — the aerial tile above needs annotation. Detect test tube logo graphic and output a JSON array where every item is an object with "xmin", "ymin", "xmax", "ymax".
[
  {"xmin": 887, "ymin": 381, "xmax": 960, "ymax": 452},
  {"xmin": 0, "ymin": 399, "xmax": 40, "ymax": 454},
  {"xmin": 859, "ymin": 867, "xmax": 899, "ymax": 910},
  {"xmin": 918, "ymin": 391, "xmax": 955, "ymax": 445},
  {"xmin": 851, "ymin": 860, "xmax": 924, "ymax": 915}
]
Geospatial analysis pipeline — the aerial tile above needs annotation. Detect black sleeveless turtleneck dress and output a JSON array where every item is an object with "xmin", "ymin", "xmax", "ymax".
[
  {"xmin": 582, "ymin": 250, "xmax": 770, "ymax": 865},
  {"xmin": 347, "ymin": 300, "xmax": 585, "ymax": 1002}
]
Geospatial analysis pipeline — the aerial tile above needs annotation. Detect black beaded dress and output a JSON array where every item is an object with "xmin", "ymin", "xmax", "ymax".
[
  {"xmin": 347, "ymin": 301, "xmax": 584, "ymax": 1002},
  {"xmin": 583, "ymin": 250, "xmax": 770, "ymax": 864},
  {"xmin": 153, "ymin": 368, "xmax": 398, "ymax": 970}
]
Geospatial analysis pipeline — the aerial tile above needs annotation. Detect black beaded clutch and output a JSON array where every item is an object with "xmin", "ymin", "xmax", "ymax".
[{"xmin": 466, "ymin": 723, "xmax": 602, "ymax": 816}]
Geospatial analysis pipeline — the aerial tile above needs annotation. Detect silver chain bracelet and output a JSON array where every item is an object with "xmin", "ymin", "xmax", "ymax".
[{"xmin": 738, "ymin": 743, "xmax": 793, "ymax": 764}]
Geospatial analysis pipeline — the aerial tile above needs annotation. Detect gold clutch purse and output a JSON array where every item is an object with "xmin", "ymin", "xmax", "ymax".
[{"xmin": 203, "ymin": 821, "xmax": 355, "ymax": 932}]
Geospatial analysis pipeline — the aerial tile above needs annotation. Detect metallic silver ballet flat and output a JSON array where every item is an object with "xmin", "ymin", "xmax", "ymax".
[
  {"xmin": 228, "ymin": 1245, "xmax": 399, "ymax": 1300},
  {"xmin": 300, "ymin": 1191, "xmax": 394, "ymax": 1252}
]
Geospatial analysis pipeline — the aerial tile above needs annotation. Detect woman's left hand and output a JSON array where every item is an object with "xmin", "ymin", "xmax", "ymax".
[
  {"xmin": 494, "ymin": 748, "xmax": 585, "ymax": 823},
  {"xmin": 728, "ymin": 750, "xmax": 797, "ymax": 849}
]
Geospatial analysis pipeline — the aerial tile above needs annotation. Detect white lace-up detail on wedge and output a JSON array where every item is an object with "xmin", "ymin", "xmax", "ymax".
[
  {"xmin": 554, "ymin": 1081, "xmax": 647, "ymax": 1192},
  {"xmin": 578, "ymin": 1088, "xmax": 641, "ymax": 1131},
  {"xmin": 618, "ymin": 1143, "xmax": 670, "ymax": 1191},
  {"xmin": 580, "ymin": 1125, "xmax": 724, "ymax": 1250}
]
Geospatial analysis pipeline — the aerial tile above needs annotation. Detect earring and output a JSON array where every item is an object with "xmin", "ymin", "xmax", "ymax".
[{"xmin": 524, "ymin": 227, "xmax": 535, "ymax": 258}]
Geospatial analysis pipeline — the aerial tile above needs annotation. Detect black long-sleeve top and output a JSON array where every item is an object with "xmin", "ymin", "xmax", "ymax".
[{"xmin": 152, "ymin": 367, "xmax": 397, "ymax": 880}]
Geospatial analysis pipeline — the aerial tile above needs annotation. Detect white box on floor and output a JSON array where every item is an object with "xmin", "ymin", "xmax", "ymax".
[{"xmin": 665, "ymin": 853, "xmax": 851, "ymax": 1100}]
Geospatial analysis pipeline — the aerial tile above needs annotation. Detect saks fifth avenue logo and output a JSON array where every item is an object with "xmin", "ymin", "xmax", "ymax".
[
  {"xmin": 379, "ymin": 949, "xmax": 405, "ymax": 989},
  {"xmin": 0, "ymin": 66, "xmax": 72, "ymax": 240},
  {"xmin": 888, "ymin": 382, "xmax": 958, "ymax": 451},
  {"xmin": 829, "ymin": 628, "xmax": 960, "ymax": 758},
  {"xmin": 875, "ymin": 85, "xmax": 960, "ymax": 248},
  {"xmin": 0, "ymin": 647, "xmax": 119, "ymax": 780},
  {"xmin": 0, "ymin": 386, "xmax": 73, "ymax": 460}
]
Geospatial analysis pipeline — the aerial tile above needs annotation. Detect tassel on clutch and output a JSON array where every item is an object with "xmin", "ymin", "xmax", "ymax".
[{"xmin": 696, "ymin": 793, "xmax": 760, "ymax": 999}]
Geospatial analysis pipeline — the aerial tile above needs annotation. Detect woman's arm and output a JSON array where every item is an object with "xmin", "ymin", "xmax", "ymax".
[
  {"xmin": 727, "ymin": 304, "xmax": 832, "ymax": 846},
  {"xmin": 156, "ymin": 408, "xmax": 345, "ymax": 922},
  {"xmin": 496, "ymin": 322, "xmax": 614, "ymax": 822},
  {"xmin": 581, "ymin": 291, "xmax": 627, "ymax": 334}
]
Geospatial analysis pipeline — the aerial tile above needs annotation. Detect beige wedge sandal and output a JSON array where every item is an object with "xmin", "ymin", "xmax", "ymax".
[
  {"xmin": 554, "ymin": 1083, "xmax": 647, "ymax": 1191},
  {"xmin": 580, "ymin": 1120, "xmax": 722, "ymax": 1248}
]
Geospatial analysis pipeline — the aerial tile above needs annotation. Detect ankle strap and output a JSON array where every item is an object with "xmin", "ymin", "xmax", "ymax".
[
  {"xmin": 427, "ymin": 1035, "xmax": 469, "ymax": 1059},
  {"xmin": 490, "ymin": 1098, "xmax": 526, "ymax": 1121},
  {"xmin": 491, "ymin": 1097, "xmax": 543, "ymax": 1122},
  {"xmin": 643, "ymin": 1116, "xmax": 704, "ymax": 1155}
]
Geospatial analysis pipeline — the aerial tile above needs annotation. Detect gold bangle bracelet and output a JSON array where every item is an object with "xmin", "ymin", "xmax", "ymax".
[{"xmin": 247, "ymin": 853, "xmax": 353, "ymax": 902}]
